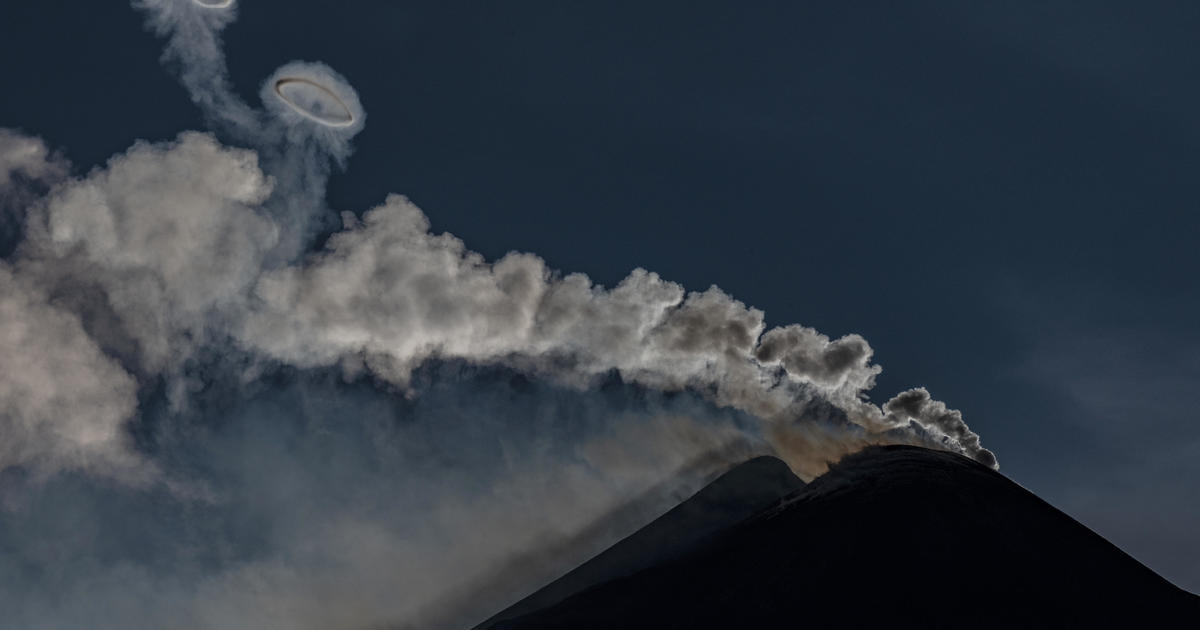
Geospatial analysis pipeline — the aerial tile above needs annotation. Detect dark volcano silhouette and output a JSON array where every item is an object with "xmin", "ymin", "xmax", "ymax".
[{"xmin": 487, "ymin": 445, "xmax": 1199, "ymax": 629}]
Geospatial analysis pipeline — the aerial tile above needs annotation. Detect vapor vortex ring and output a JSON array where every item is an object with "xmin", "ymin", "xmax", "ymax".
[
  {"xmin": 192, "ymin": 0, "xmax": 234, "ymax": 7},
  {"xmin": 272, "ymin": 77, "xmax": 357, "ymax": 127}
]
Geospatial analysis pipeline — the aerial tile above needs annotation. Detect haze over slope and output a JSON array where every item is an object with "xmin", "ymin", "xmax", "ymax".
[{"xmin": 481, "ymin": 456, "xmax": 805, "ymax": 628}]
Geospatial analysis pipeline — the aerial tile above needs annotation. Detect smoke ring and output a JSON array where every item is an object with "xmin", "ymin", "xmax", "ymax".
[{"xmin": 272, "ymin": 77, "xmax": 357, "ymax": 128}]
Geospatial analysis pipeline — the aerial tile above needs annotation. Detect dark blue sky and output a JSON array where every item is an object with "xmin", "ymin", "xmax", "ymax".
[{"xmin": 2, "ymin": 1, "xmax": 1197, "ymax": 590}]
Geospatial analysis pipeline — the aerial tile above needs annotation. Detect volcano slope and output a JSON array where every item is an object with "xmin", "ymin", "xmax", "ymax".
[{"xmin": 490, "ymin": 445, "xmax": 1199, "ymax": 629}]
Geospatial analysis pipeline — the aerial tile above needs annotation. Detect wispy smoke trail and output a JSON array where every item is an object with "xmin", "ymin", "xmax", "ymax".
[{"xmin": 0, "ymin": 1, "xmax": 995, "ymax": 628}]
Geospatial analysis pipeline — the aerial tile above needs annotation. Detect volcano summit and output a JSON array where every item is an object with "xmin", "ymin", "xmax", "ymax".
[{"xmin": 487, "ymin": 446, "xmax": 1199, "ymax": 628}]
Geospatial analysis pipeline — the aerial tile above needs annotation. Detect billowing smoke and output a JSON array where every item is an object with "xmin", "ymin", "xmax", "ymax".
[{"xmin": 0, "ymin": 1, "xmax": 995, "ymax": 628}]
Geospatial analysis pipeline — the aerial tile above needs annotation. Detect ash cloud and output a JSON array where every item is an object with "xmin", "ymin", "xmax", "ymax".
[{"xmin": 0, "ymin": 1, "xmax": 995, "ymax": 628}]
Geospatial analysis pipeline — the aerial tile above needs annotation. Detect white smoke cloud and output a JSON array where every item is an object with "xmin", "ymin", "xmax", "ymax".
[
  {"xmin": 238, "ymin": 191, "xmax": 992, "ymax": 470},
  {"xmin": 0, "ymin": 265, "xmax": 144, "ymax": 482},
  {"xmin": 0, "ymin": 1, "xmax": 995, "ymax": 628},
  {"xmin": 21, "ymin": 132, "xmax": 276, "ymax": 386}
]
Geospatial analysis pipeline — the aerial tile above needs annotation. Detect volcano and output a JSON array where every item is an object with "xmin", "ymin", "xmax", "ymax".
[{"xmin": 485, "ymin": 445, "xmax": 1198, "ymax": 628}]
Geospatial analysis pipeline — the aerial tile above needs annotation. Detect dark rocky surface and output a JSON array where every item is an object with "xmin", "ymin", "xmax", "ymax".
[{"xmin": 490, "ymin": 445, "xmax": 1199, "ymax": 629}]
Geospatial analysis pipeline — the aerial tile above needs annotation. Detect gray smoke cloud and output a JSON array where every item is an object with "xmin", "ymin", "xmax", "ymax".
[
  {"xmin": 0, "ymin": 1, "xmax": 995, "ymax": 628},
  {"xmin": 0, "ymin": 130, "xmax": 66, "ymax": 194},
  {"xmin": 0, "ymin": 129, "xmax": 67, "ymax": 256}
]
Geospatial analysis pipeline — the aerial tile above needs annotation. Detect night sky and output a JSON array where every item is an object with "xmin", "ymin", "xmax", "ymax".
[{"xmin": 1, "ymin": 0, "xmax": 1197, "ymax": 598}]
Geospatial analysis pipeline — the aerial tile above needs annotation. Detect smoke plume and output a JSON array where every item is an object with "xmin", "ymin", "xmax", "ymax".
[{"xmin": 0, "ymin": 1, "xmax": 995, "ymax": 628}]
